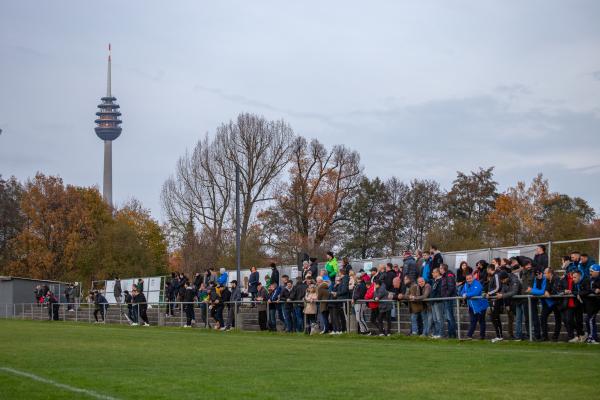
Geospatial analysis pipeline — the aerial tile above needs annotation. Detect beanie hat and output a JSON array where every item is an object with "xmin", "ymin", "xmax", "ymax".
[{"xmin": 590, "ymin": 264, "xmax": 600, "ymax": 273}]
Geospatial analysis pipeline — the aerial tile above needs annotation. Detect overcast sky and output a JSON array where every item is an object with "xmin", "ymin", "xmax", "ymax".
[{"xmin": 1, "ymin": 1, "xmax": 599, "ymax": 220}]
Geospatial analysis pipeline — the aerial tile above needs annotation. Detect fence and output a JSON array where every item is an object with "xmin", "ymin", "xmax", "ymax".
[
  {"xmin": 91, "ymin": 276, "xmax": 167, "ymax": 304},
  {"xmin": 3, "ymin": 293, "xmax": 596, "ymax": 342}
]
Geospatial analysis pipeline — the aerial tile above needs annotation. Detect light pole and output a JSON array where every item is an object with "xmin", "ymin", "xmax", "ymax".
[{"xmin": 235, "ymin": 164, "xmax": 241, "ymax": 284}]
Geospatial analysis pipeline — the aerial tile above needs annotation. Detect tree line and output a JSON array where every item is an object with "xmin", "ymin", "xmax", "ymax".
[
  {"xmin": 162, "ymin": 113, "xmax": 599, "ymax": 274},
  {"xmin": 1, "ymin": 112, "xmax": 598, "ymax": 282},
  {"xmin": 0, "ymin": 174, "xmax": 168, "ymax": 283}
]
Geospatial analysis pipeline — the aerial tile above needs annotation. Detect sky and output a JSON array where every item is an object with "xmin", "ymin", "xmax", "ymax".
[{"xmin": 1, "ymin": 1, "xmax": 600, "ymax": 220}]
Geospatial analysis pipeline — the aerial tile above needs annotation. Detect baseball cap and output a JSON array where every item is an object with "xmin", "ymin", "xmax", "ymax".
[{"xmin": 590, "ymin": 264, "xmax": 600, "ymax": 273}]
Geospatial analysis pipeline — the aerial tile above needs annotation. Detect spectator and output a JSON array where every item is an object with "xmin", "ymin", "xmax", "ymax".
[
  {"xmin": 493, "ymin": 271, "xmax": 521, "ymax": 342},
  {"xmin": 301, "ymin": 260, "xmax": 311, "ymax": 281},
  {"xmin": 410, "ymin": 277, "xmax": 431, "ymax": 337},
  {"xmin": 341, "ymin": 256, "xmax": 353, "ymax": 275},
  {"xmin": 352, "ymin": 273, "xmax": 369, "ymax": 335},
  {"xmin": 402, "ymin": 251, "xmax": 418, "ymax": 282},
  {"xmin": 461, "ymin": 274, "xmax": 488, "ymax": 340},
  {"xmin": 123, "ymin": 290, "xmax": 132, "ymax": 325},
  {"xmin": 114, "ymin": 277, "xmax": 122, "ymax": 305},
  {"xmin": 217, "ymin": 268, "xmax": 229, "ymax": 286},
  {"xmin": 533, "ymin": 244, "xmax": 549, "ymax": 269},
  {"xmin": 364, "ymin": 277, "xmax": 379, "ymax": 332},
  {"xmin": 374, "ymin": 279, "xmax": 392, "ymax": 336},
  {"xmin": 316, "ymin": 276, "xmax": 331, "ymax": 334},
  {"xmin": 93, "ymin": 291, "xmax": 109, "ymax": 323},
  {"xmin": 280, "ymin": 280, "xmax": 295, "ymax": 333},
  {"xmin": 182, "ymin": 281, "xmax": 197, "ymax": 328},
  {"xmin": 580, "ymin": 264, "xmax": 600, "ymax": 344},
  {"xmin": 456, "ymin": 261, "xmax": 473, "ymax": 289},
  {"xmin": 487, "ymin": 264, "xmax": 504, "ymax": 341},
  {"xmin": 535, "ymin": 268, "xmax": 562, "ymax": 341},
  {"xmin": 267, "ymin": 283, "xmax": 281, "ymax": 331},
  {"xmin": 291, "ymin": 277, "xmax": 307, "ymax": 333},
  {"xmin": 64, "ymin": 283, "xmax": 74, "ymax": 312},
  {"xmin": 73, "ymin": 282, "xmax": 81, "ymax": 311},
  {"xmin": 440, "ymin": 264, "xmax": 457, "ymax": 338},
  {"xmin": 248, "ymin": 266, "xmax": 259, "ymax": 302},
  {"xmin": 429, "ymin": 268, "xmax": 443, "ymax": 339},
  {"xmin": 473, "ymin": 260, "xmax": 488, "ymax": 289},
  {"xmin": 309, "ymin": 257, "xmax": 319, "ymax": 280},
  {"xmin": 132, "ymin": 287, "xmax": 149, "ymax": 326},
  {"xmin": 210, "ymin": 284, "xmax": 225, "ymax": 330},
  {"xmin": 46, "ymin": 291, "xmax": 60, "ymax": 321},
  {"xmin": 325, "ymin": 251, "xmax": 339, "ymax": 280},
  {"xmin": 562, "ymin": 270, "xmax": 585, "ymax": 342},
  {"xmin": 328, "ymin": 276, "xmax": 345, "ymax": 334},
  {"xmin": 304, "ymin": 285, "xmax": 319, "ymax": 334},
  {"xmin": 383, "ymin": 263, "xmax": 395, "ymax": 291},
  {"xmin": 420, "ymin": 251, "xmax": 432, "ymax": 284},
  {"xmin": 430, "ymin": 245, "xmax": 444, "ymax": 269},
  {"xmin": 204, "ymin": 268, "xmax": 216, "ymax": 286},
  {"xmin": 270, "ymin": 263, "xmax": 280, "ymax": 287},
  {"xmin": 580, "ymin": 254, "xmax": 597, "ymax": 278},
  {"xmin": 220, "ymin": 284, "xmax": 231, "ymax": 331},
  {"xmin": 197, "ymin": 283, "xmax": 209, "ymax": 325},
  {"xmin": 520, "ymin": 260, "xmax": 541, "ymax": 340},
  {"xmin": 136, "ymin": 278, "xmax": 144, "ymax": 293},
  {"xmin": 255, "ymin": 282, "xmax": 268, "ymax": 331}
]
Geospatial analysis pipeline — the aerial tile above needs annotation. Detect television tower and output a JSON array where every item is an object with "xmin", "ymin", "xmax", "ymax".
[{"xmin": 94, "ymin": 44, "xmax": 122, "ymax": 207}]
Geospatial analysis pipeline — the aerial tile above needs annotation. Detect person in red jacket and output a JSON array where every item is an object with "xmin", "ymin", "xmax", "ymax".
[{"xmin": 365, "ymin": 279, "xmax": 378, "ymax": 332}]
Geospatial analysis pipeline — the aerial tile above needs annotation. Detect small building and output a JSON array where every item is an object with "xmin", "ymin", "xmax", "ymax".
[{"xmin": 0, "ymin": 276, "xmax": 74, "ymax": 317}]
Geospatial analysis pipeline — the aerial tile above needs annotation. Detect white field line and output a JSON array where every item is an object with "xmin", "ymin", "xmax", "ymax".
[{"xmin": 0, "ymin": 367, "xmax": 119, "ymax": 400}]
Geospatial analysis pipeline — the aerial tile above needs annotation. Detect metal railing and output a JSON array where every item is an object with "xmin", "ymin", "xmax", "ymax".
[{"xmin": 2, "ymin": 293, "xmax": 596, "ymax": 342}]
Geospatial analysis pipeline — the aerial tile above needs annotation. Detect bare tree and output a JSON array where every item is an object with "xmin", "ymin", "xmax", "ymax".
[
  {"xmin": 215, "ymin": 113, "xmax": 294, "ymax": 249},
  {"xmin": 260, "ymin": 137, "xmax": 362, "ymax": 259}
]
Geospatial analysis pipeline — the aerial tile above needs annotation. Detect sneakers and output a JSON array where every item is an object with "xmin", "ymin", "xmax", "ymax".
[
  {"xmin": 131, "ymin": 323, "xmax": 139, "ymax": 326},
  {"xmin": 586, "ymin": 339, "xmax": 598, "ymax": 345},
  {"xmin": 143, "ymin": 323, "xmax": 150, "ymax": 327},
  {"xmin": 432, "ymin": 335, "xmax": 441, "ymax": 339},
  {"xmin": 568, "ymin": 337, "xmax": 580, "ymax": 343},
  {"xmin": 183, "ymin": 325, "xmax": 191, "ymax": 328},
  {"xmin": 491, "ymin": 337, "xmax": 503, "ymax": 343}
]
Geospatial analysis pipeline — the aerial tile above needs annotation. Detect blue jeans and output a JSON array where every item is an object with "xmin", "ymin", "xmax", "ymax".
[
  {"xmin": 294, "ymin": 306, "xmax": 304, "ymax": 332},
  {"xmin": 468, "ymin": 308, "xmax": 486, "ymax": 339},
  {"xmin": 422, "ymin": 310, "xmax": 431, "ymax": 336},
  {"xmin": 431, "ymin": 302, "xmax": 444, "ymax": 337},
  {"xmin": 283, "ymin": 307, "xmax": 294, "ymax": 332},
  {"xmin": 515, "ymin": 303, "xmax": 526, "ymax": 339},
  {"xmin": 444, "ymin": 300, "xmax": 457, "ymax": 338},
  {"xmin": 410, "ymin": 313, "xmax": 420, "ymax": 334},
  {"xmin": 586, "ymin": 313, "xmax": 598, "ymax": 341},
  {"xmin": 268, "ymin": 306, "xmax": 277, "ymax": 331}
]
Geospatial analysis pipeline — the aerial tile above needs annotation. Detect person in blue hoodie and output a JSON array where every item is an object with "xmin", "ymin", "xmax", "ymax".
[
  {"xmin": 217, "ymin": 268, "xmax": 229, "ymax": 286},
  {"xmin": 533, "ymin": 268, "xmax": 562, "ymax": 341},
  {"xmin": 461, "ymin": 274, "xmax": 488, "ymax": 339},
  {"xmin": 267, "ymin": 283, "xmax": 282, "ymax": 331}
]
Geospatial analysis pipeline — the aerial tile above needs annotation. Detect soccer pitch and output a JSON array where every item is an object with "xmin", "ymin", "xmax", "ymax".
[{"xmin": 0, "ymin": 320, "xmax": 598, "ymax": 400}]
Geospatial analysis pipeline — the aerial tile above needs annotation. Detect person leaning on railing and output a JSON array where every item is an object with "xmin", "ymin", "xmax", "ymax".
[
  {"xmin": 580, "ymin": 264, "xmax": 600, "ymax": 344},
  {"xmin": 461, "ymin": 274, "xmax": 488, "ymax": 340},
  {"xmin": 255, "ymin": 282, "xmax": 268, "ymax": 331}
]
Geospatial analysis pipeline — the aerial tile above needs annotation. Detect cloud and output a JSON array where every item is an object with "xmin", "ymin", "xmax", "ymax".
[{"xmin": 592, "ymin": 70, "xmax": 600, "ymax": 81}]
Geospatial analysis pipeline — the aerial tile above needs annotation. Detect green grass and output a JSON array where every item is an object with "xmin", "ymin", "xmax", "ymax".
[{"xmin": 0, "ymin": 319, "xmax": 599, "ymax": 400}]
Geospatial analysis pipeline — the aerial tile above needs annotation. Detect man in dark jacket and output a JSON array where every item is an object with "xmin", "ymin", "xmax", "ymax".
[
  {"xmin": 440, "ymin": 264, "xmax": 457, "ymax": 338},
  {"xmin": 113, "ymin": 277, "xmax": 122, "ymax": 305},
  {"xmin": 497, "ymin": 271, "xmax": 523, "ymax": 341},
  {"xmin": 248, "ymin": 267, "xmax": 259, "ymax": 302},
  {"xmin": 132, "ymin": 287, "xmax": 149, "ymax": 326},
  {"xmin": 255, "ymin": 282, "xmax": 268, "ymax": 331},
  {"xmin": 562, "ymin": 270, "xmax": 586, "ymax": 342},
  {"xmin": 521, "ymin": 261, "xmax": 541, "ymax": 340},
  {"xmin": 309, "ymin": 257, "xmax": 319, "ymax": 281},
  {"xmin": 430, "ymin": 245, "xmax": 444, "ymax": 270},
  {"xmin": 270, "ymin": 263, "xmax": 280, "ymax": 287},
  {"xmin": 384, "ymin": 263, "xmax": 396, "ymax": 290},
  {"xmin": 124, "ymin": 290, "xmax": 134, "ymax": 323},
  {"xmin": 182, "ymin": 282, "xmax": 197, "ymax": 327},
  {"xmin": 374, "ymin": 280, "xmax": 392, "ymax": 336},
  {"xmin": 46, "ymin": 291, "xmax": 60, "ymax": 321},
  {"xmin": 486, "ymin": 265, "xmax": 504, "ymax": 341},
  {"xmin": 93, "ymin": 291, "xmax": 109, "ymax": 323},
  {"xmin": 280, "ymin": 280, "xmax": 295, "ymax": 333},
  {"xmin": 402, "ymin": 251, "xmax": 418, "ymax": 282},
  {"xmin": 580, "ymin": 264, "xmax": 600, "ymax": 344},
  {"xmin": 291, "ymin": 277, "xmax": 307, "ymax": 333},
  {"xmin": 226, "ymin": 280, "xmax": 242, "ymax": 330},
  {"xmin": 533, "ymin": 245, "xmax": 549, "ymax": 270}
]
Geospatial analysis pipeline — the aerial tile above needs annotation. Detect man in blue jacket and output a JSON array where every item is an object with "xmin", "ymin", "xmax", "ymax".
[
  {"xmin": 461, "ymin": 274, "xmax": 488, "ymax": 340},
  {"xmin": 533, "ymin": 268, "xmax": 562, "ymax": 341}
]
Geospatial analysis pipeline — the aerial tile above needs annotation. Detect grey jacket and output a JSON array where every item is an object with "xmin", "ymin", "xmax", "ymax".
[{"xmin": 374, "ymin": 285, "xmax": 392, "ymax": 312}]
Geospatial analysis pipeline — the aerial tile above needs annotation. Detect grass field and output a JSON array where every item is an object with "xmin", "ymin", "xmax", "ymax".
[{"xmin": 0, "ymin": 320, "xmax": 599, "ymax": 400}]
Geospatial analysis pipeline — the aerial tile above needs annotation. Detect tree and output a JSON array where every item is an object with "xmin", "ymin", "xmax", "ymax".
[
  {"xmin": 7, "ymin": 174, "xmax": 111, "ymax": 281},
  {"xmin": 259, "ymin": 137, "xmax": 362, "ymax": 261},
  {"xmin": 405, "ymin": 179, "xmax": 441, "ymax": 251},
  {"xmin": 0, "ymin": 175, "xmax": 24, "ymax": 271},
  {"xmin": 381, "ymin": 177, "xmax": 409, "ymax": 255},
  {"xmin": 341, "ymin": 177, "xmax": 388, "ymax": 258}
]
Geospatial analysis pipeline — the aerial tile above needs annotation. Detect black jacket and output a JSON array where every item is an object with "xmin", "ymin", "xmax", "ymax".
[
  {"xmin": 456, "ymin": 267, "xmax": 473, "ymax": 285},
  {"xmin": 533, "ymin": 253, "xmax": 548, "ymax": 269},
  {"xmin": 335, "ymin": 275, "xmax": 350, "ymax": 300},
  {"xmin": 271, "ymin": 269, "xmax": 280, "ymax": 286},
  {"xmin": 441, "ymin": 271, "xmax": 457, "ymax": 297},
  {"xmin": 579, "ymin": 276, "xmax": 600, "ymax": 314},
  {"xmin": 353, "ymin": 281, "xmax": 367, "ymax": 301},
  {"xmin": 309, "ymin": 262, "xmax": 319, "ymax": 280},
  {"xmin": 383, "ymin": 270, "xmax": 396, "ymax": 290},
  {"xmin": 431, "ymin": 252, "xmax": 444, "ymax": 269},
  {"xmin": 280, "ymin": 287, "xmax": 294, "ymax": 310}
]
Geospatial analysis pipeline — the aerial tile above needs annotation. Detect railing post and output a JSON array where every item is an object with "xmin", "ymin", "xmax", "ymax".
[
  {"xmin": 266, "ymin": 301, "xmax": 270, "ymax": 329},
  {"xmin": 180, "ymin": 302, "xmax": 183, "ymax": 327},
  {"xmin": 547, "ymin": 241, "xmax": 552, "ymax": 269},
  {"xmin": 205, "ymin": 303, "xmax": 209, "ymax": 329},
  {"xmin": 455, "ymin": 298, "xmax": 461, "ymax": 340},
  {"xmin": 397, "ymin": 301, "xmax": 401, "ymax": 334},
  {"xmin": 303, "ymin": 301, "xmax": 307, "ymax": 333},
  {"xmin": 527, "ymin": 296, "xmax": 533, "ymax": 342}
]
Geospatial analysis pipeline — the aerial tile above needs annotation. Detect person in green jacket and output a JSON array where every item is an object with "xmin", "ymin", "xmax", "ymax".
[{"xmin": 325, "ymin": 251, "xmax": 339, "ymax": 279}]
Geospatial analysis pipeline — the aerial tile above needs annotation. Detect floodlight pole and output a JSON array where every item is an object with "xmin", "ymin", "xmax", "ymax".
[{"xmin": 235, "ymin": 163, "xmax": 241, "ymax": 284}]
